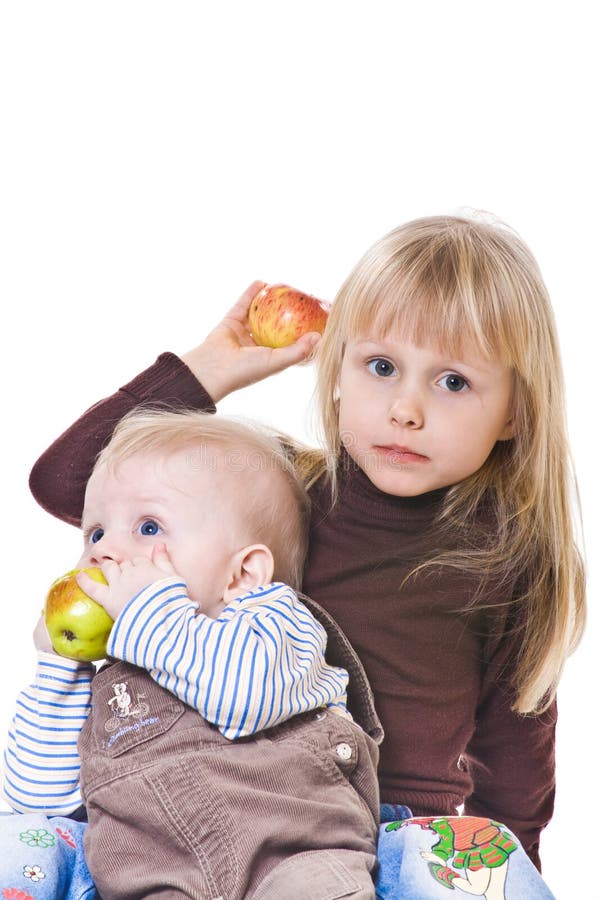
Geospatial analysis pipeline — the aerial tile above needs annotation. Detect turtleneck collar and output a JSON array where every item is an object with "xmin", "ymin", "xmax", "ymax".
[{"xmin": 332, "ymin": 447, "xmax": 451, "ymax": 525}]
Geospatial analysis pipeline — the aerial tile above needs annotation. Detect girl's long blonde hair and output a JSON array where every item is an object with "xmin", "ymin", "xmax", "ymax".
[{"xmin": 310, "ymin": 213, "xmax": 585, "ymax": 715}]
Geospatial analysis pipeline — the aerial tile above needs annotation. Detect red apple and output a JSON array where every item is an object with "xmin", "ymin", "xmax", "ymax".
[
  {"xmin": 45, "ymin": 567, "xmax": 114, "ymax": 662},
  {"xmin": 248, "ymin": 284, "xmax": 331, "ymax": 348}
]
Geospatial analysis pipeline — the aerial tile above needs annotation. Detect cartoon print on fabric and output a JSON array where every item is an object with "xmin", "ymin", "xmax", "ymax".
[
  {"xmin": 108, "ymin": 682, "xmax": 132, "ymax": 716},
  {"xmin": 55, "ymin": 827, "xmax": 76, "ymax": 849},
  {"xmin": 105, "ymin": 681, "xmax": 150, "ymax": 733},
  {"xmin": 387, "ymin": 816, "xmax": 517, "ymax": 899}
]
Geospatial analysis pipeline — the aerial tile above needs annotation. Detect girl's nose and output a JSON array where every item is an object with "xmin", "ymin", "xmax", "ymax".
[{"xmin": 388, "ymin": 392, "xmax": 424, "ymax": 429}]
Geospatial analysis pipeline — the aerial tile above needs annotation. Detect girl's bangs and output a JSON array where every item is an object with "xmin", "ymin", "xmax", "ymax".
[{"xmin": 344, "ymin": 270, "xmax": 503, "ymax": 364}]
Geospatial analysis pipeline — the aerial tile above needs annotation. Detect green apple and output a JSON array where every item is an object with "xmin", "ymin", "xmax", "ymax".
[
  {"xmin": 248, "ymin": 284, "xmax": 331, "ymax": 348},
  {"xmin": 45, "ymin": 567, "xmax": 114, "ymax": 662}
]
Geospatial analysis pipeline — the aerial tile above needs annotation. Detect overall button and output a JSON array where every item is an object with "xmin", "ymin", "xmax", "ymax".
[{"xmin": 335, "ymin": 742, "xmax": 353, "ymax": 761}]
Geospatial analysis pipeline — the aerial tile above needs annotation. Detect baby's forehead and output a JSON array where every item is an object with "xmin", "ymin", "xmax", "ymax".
[
  {"xmin": 88, "ymin": 442, "xmax": 286, "ymax": 512},
  {"xmin": 97, "ymin": 444, "xmax": 224, "ymax": 477}
]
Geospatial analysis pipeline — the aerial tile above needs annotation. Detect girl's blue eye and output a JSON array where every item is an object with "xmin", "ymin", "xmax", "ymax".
[
  {"xmin": 440, "ymin": 374, "xmax": 468, "ymax": 392},
  {"xmin": 367, "ymin": 358, "xmax": 396, "ymax": 377},
  {"xmin": 139, "ymin": 519, "xmax": 161, "ymax": 536},
  {"xmin": 90, "ymin": 528, "xmax": 104, "ymax": 544}
]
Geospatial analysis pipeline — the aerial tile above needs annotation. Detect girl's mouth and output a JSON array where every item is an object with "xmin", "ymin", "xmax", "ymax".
[{"xmin": 373, "ymin": 445, "xmax": 429, "ymax": 464}]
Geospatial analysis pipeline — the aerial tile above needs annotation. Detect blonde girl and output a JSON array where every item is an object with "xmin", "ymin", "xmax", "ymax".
[
  {"xmin": 314, "ymin": 215, "xmax": 584, "ymax": 718},
  {"xmin": 29, "ymin": 214, "xmax": 583, "ymax": 899}
]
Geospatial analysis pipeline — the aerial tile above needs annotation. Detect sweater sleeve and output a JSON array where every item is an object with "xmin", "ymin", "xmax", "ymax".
[
  {"xmin": 3, "ymin": 653, "xmax": 94, "ymax": 815},
  {"xmin": 107, "ymin": 578, "xmax": 350, "ymax": 740},
  {"xmin": 463, "ymin": 625, "xmax": 556, "ymax": 872},
  {"xmin": 29, "ymin": 353, "xmax": 216, "ymax": 526}
]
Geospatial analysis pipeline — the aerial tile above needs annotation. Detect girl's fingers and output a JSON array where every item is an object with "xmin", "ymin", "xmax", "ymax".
[
  {"xmin": 264, "ymin": 332, "xmax": 322, "ymax": 373},
  {"xmin": 222, "ymin": 281, "xmax": 266, "ymax": 323}
]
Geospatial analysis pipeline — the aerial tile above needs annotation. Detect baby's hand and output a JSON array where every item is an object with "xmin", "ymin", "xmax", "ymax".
[
  {"xmin": 33, "ymin": 612, "xmax": 55, "ymax": 654},
  {"xmin": 181, "ymin": 281, "xmax": 322, "ymax": 402},
  {"xmin": 77, "ymin": 544, "xmax": 177, "ymax": 620}
]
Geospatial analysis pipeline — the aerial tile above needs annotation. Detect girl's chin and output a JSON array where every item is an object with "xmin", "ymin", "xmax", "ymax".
[{"xmin": 363, "ymin": 468, "xmax": 439, "ymax": 498}]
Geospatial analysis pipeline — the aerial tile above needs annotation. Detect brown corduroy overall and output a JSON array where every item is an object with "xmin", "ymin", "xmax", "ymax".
[{"xmin": 79, "ymin": 594, "xmax": 383, "ymax": 900}]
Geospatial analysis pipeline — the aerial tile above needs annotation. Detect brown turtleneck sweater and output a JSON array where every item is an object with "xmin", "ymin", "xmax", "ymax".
[{"xmin": 29, "ymin": 353, "xmax": 555, "ymax": 869}]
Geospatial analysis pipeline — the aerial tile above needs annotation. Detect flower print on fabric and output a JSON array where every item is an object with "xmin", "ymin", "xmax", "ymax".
[
  {"xmin": 17, "ymin": 829, "xmax": 56, "ymax": 849},
  {"xmin": 22, "ymin": 866, "xmax": 45, "ymax": 884}
]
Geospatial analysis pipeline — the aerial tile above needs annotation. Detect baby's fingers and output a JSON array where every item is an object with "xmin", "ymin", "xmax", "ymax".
[
  {"xmin": 151, "ymin": 543, "xmax": 176, "ymax": 575},
  {"xmin": 77, "ymin": 570, "xmax": 109, "ymax": 604}
]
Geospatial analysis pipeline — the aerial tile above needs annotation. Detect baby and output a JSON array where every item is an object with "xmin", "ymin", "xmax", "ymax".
[{"xmin": 4, "ymin": 408, "xmax": 381, "ymax": 900}]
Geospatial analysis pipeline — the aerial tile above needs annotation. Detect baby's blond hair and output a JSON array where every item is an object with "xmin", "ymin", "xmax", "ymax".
[
  {"xmin": 93, "ymin": 407, "xmax": 311, "ymax": 591},
  {"xmin": 313, "ymin": 213, "xmax": 585, "ymax": 714}
]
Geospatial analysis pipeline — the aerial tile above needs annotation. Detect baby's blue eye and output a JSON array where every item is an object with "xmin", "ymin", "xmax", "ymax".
[
  {"xmin": 139, "ymin": 519, "xmax": 161, "ymax": 536},
  {"xmin": 90, "ymin": 528, "xmax": 104, "ymax": 544},
  {"xmin": 367, "ymin": 358, "xmax": 396, "ymax": 377},
  {"xmin": 440, "ymin": 374, "xmax": 468, "ymax": 392}
]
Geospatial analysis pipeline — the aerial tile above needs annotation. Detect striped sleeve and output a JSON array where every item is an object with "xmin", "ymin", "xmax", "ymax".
[
  {"xmin": 3, "ymin": 653, "xmax": 93, "ymax": 815},
  {"xmin": 108, "ymin": 578, "xmax": 350, "ymax": 740}
]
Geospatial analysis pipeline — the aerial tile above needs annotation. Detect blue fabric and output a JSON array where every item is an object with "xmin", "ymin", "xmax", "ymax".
[
  {"xmin": 380, "ymin": 803, "xmax": 413, "ymax": 825},
  {"xmin": 0, "ymin": 809, "xmax": 556, "ymax": 899},
  {"xmin": 375, "ymin": 811, "xmax": 556, "ymax": 899},
  {"xmin": 0, "ymin": 813, "xmax": 95, "ymax": 900}
]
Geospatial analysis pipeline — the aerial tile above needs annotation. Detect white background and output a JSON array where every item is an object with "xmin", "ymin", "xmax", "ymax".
[{"xmin": 0, "ymin": 3, "xmax": 597, "ymax": 897}]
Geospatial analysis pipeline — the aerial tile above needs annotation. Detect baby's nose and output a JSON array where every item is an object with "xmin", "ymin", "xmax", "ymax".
[{"xmin": 87, "ymin": 535, "xmax": 124, "ymax": 566}]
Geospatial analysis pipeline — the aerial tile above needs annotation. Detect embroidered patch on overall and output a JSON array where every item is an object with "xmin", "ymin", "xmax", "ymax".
[{"xmin": 104, "ymin": 679, "xmax": 158, "ymax": 748}]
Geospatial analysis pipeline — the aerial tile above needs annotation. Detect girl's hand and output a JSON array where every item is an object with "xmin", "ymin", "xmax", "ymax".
[
  {"xmin": 77, "ymin": 544, "xmax": 177, "ymax": 621},
  {"xmin": 180, "ymin": 281, "xmax": 322, "ymax": 403}
]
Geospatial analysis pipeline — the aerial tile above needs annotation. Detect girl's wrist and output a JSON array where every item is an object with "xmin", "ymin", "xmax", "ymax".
[{"xmin": 179, "ymin": 344, "xmax": 232, "ymax": 403}]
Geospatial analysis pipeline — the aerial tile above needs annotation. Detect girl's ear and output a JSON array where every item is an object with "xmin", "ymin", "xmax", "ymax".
[
  {"xmin": 222, "ymin": 545, "xmax": 275, "ymax": 604},
  {"xmin": 497, "ymin": 417, "xmax": 516, "ymax": 441}
]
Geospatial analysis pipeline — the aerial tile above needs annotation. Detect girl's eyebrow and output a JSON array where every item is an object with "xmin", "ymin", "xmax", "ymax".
[
  {"xmin": 351, "ymin": 337, "xmax": 387, "ymax": 346},
  {"xmin": 350, "ymin": 337, "xmax": 398, "ymax": 353},
  {"xmin": 351, "ymin": 337, "xmax": 499, "ymax": 376}
]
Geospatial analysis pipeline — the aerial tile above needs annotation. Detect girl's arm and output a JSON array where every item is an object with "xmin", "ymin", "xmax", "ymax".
[
  {"xmin": 3, "ymin": 654, "xmax": 93, "ymax": 815},
  {"xmin": 29, "ymin": 352, "xmax": 215, "ymax": 526},
  {"xmin": 29, "ymin": 283, "xmax": 319, "ymax": 526},
  {"xmin": 106, "ymin": 577, "xmax": 350, "ymax": 739},
  {"xmin": 463, "ymin": 630, "xmax": 556, "ymax": 872}
]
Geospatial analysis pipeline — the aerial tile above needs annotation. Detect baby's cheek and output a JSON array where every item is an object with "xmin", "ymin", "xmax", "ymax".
[{"xmin": 75, "ymin": 548, "xmax": 90, "ymax": 568}]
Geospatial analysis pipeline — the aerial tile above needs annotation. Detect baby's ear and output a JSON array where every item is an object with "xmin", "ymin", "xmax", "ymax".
[{"xmin": 223, "ymin": 544, "xmax": 275, "ymax": 603}]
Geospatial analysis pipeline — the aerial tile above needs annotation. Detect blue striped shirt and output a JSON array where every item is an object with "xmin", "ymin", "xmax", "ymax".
[{"xmin": 3, "ymin": 579, "xmax": 350, "ymax": 815}]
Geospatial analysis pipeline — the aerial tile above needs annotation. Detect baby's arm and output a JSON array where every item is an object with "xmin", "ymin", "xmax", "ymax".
[
  {"xmin": 105, "ymin": 578, "xmax": 349, "ymax": 739},
  {"xmin": 3, "ymin": 653, "xmax": 93, "ymax": 815}
]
